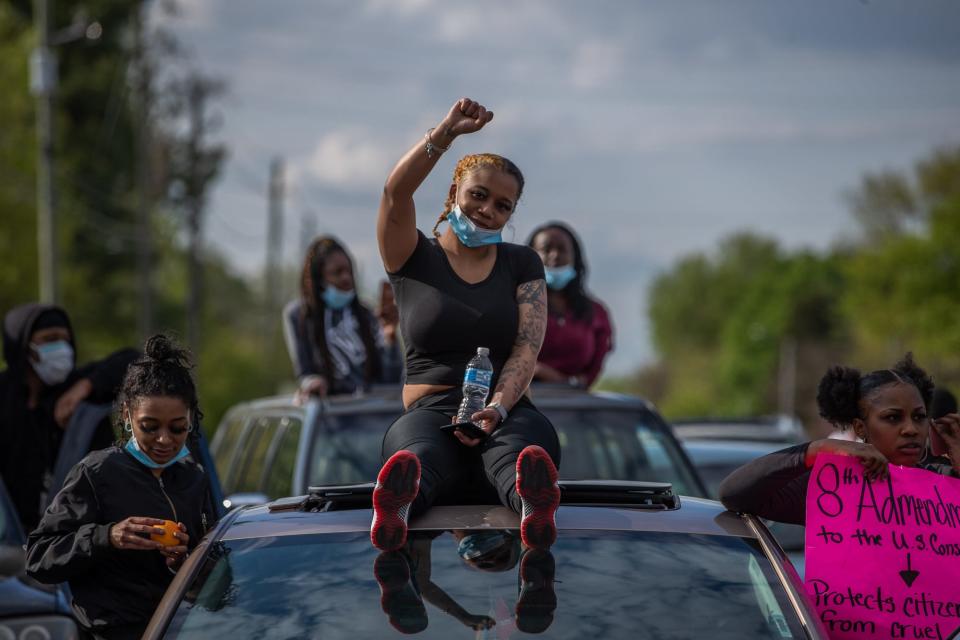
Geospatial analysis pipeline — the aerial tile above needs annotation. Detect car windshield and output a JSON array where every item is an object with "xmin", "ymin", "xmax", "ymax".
[
  {"xmin": 165, "ymin": 529, "xmax": 804, "ymax": 639},
  {"xmin": 307, "ymin": 407, "xmax": 703, "ymax": 497}
]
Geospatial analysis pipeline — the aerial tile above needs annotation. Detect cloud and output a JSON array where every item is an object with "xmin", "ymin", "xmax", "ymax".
[
  {"xmin": 362, "ymin": 0, "xmax": 435, "ymax": 16},
  {"xmin": 570, "ymin": 41, "xmax": 624, "ymax": 90},
  {"xmin": 293, "ymin": 129, "xmax": 394, "ymax": 191}
]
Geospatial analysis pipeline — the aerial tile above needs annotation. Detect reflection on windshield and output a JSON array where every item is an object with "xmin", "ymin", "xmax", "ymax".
[
  {"xmin": 308, "ymin": 408, "xmax": 700, "ymax": 496},
  {"xmin": 375, "ymin": 531, "xmax": 555, "ymax": 634},
  {"xmin": 166, "ymin": 530, "xmax": 804, "ymax": 639}
]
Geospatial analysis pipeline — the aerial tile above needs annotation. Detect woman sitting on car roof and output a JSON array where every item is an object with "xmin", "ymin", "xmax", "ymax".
[
  {"xmin": 26, "ymin": 334, "xmax": 216, "ymax": 640},
  {"xmin": 371, "ymin": 97, "xmax": 561, "ymax": 553},
  {"xmin": 283, "ymin": 235, "xmax": 402, "ymax": 400},
  {"xmin": 719, "ymin": 354, "xmax": 960, "ymax": 524}
]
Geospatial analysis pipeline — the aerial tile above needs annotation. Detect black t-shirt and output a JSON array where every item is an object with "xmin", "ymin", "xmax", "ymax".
[{"xmin": 388, "ymin": 231, "xmax": 545, "ymax": 388}]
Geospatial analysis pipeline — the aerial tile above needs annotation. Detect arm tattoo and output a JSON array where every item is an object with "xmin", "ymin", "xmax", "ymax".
[
  {"xmin": 493, "ymin": 279, "xmax": 547, "ymax": 404},
  {"xmin": 515, "ymin": 280, "xmax": 546, "ymax": 352}
]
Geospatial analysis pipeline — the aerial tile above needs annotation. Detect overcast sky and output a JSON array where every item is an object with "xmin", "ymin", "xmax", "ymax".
[{"xmin": 153, "ymin": 0, "xmax": 960, "ymax": 376}]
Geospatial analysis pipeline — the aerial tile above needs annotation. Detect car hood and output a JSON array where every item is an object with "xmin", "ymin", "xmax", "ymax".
[{"xmin": 0, "ymin": 573, "xmax": 70, "ymax": 617}]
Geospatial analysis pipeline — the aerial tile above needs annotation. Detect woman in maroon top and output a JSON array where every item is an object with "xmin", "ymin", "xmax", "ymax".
[{"xmin": 527, "ymin": 222, "xmax": 613, "ymax": 389}]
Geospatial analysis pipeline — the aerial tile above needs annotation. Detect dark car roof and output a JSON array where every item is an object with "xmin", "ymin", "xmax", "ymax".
[{"xmin": 220, "ymin": 496, "xmax": 753, "ymax": 542}]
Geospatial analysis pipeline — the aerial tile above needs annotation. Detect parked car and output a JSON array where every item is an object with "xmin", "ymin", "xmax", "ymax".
[
  {"xmin": 670, "ymin": 415, "xmax": 805, "ymax": 444},
  {"xmin": 0, "ymin": 478, "xmax": 79, "ymax": 640},
  {"xmin": 209, "ymin": 385, "xmax": 707, "ymax": 508},
  {"xmin": 673, "ymin": 420, "xmax": 806, "ymax": 576},
  {"xmin": 143, "ymin": 479, "xmax": 826, "ymax": 639}
]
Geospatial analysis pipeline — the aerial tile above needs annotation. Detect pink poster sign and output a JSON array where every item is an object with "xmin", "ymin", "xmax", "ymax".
[{"xmin": 805, "ymin": 454, "xmax": 960, "ymax": 640}]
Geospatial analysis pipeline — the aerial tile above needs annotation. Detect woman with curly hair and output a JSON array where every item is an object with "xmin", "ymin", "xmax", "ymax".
[
  {"xmin": 719, "ymin": 354, "xmax": 960, "ymax": 524},
  {"xmin": 283, "ymin": 235, "xmax": 402, "ymax": 398},
  {"xmin": 26, "ymin": 334, "xmax": 216, "ymax": 640}
]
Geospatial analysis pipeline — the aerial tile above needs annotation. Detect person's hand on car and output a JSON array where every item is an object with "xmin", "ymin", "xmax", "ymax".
[
  {"xmin": 54, "ymin": 377, "xmax": 93, "ymax": 428},
  {"xmin": 295, "ymin": 375, "xmax": 328, "ymax": 405},
  {"xmin": 109, "ymin": 517, "xmax": 167, "ymax": 551},
  {"xmin": 806, "ymin": 438, "xmax": 889, "ymax": 480}
]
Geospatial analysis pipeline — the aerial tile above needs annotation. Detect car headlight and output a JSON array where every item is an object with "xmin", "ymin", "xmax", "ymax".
[{"xmin": 0, "ymin": 616, "xmax": 78, "ymax": 640}]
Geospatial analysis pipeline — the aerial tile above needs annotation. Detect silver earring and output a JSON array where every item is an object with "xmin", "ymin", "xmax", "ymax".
[{"xmin": 124, "ymin": 422, "xmax": 132, "ymax": 433}]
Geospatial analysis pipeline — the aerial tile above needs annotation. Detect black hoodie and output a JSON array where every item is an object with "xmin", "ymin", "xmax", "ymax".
[{"xmin": 0, "ymin": 303, "xmax": 138, "ymax": 530}]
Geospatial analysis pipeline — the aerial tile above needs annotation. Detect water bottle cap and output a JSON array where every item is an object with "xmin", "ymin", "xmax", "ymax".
[{"xmin": 476, "ymin": 347, "xmax": 490, "ymax": 357}]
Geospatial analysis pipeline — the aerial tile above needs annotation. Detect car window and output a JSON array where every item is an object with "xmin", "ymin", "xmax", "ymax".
[
  {"xmin": 546, "ymin": 408, "xmax": 703, "ymax": 497},
  {"xmin": 233, "ymin": 417, "xmax": 282, "ymax": 494},
  {"xmin": 303, "ymin": 406, "xmax": 703, "ymax": 496},
  {"xmin": 166, "ymin": 530, "xmax": 806, "ymax": 639},
  {"xmin": 262, "ymin": 416, "xmax": 303, "ymax": 500},
  {"xmin": 307, "ymin": 411, "xmax": 396, "ymax": 486},
  {"xmin": 212, "ymin": 412, "xmax": 251, "ymax": 494},
  {"xmin": 0, "ymin": 481, "xmax": 22, "ymax": 545}
]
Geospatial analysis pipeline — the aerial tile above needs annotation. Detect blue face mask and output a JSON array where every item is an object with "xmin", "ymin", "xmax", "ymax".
[
  {"xmin": 125, "ymin": 437, "xmax": 190, "ymax": 469},
  {"xmin": 30, "ymin": 340, "xmax": 75, "ymax": 386},
  {"xmin": 446, "ymin": 206, "xmax": 503, "ymax": 248},
  {"xmin": 322, "ymin": 285, "xmax": 356, "ymax": 310},
  {"xmin": 544, "ymin": 265, "xmax": 577, "ymax": 291}
]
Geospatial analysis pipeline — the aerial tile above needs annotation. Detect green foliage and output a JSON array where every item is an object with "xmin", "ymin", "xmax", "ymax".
[
  {"xmin": 0, "ymin": 4, "xmax": 38, "ymax": 311},
  {"xmin": 0, "ymin": 2, "xmax": 292, "ymax": 434},
  {"xmin": 634, "ymin": 144, "xmax": 960, "ymax": 430}
]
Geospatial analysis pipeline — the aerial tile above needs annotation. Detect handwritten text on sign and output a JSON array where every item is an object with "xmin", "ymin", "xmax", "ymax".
[{"xmin": 805, "ymin": 454, "xmax": 960, "ymax": 640}]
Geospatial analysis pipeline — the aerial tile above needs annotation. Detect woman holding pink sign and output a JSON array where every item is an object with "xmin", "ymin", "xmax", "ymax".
[{"xmin": 719, "ymin": 354, "xmax": 960, "ymax": 525}]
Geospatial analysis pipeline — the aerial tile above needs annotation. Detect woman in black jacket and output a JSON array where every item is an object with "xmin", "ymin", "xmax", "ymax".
[
  {"xmin": 719, "ymin": 354, "xmax": 960, "ymax": 525},
  {"xmin": 26, "ymin": 334, "xmax": 215, "ymax": 640}
]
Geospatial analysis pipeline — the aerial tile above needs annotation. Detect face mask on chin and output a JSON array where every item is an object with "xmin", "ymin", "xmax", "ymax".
[
  {"xmin": 125, "ymin": 436, "xmax": 191, "ymax": 469},
  {"xmin": 30, "ymin": 340, "xmax": 75, "ymax": 386},
  {"xmin": 322, "ymin": 285, "xmax": 356, "ymax": 310},
  {"xmin": 544, "ymin": 264, "xmax": 577, "ymax": 291},
  {"xmin": 446, "ymin": 206, "xmax": 503, "ymax": 248}
]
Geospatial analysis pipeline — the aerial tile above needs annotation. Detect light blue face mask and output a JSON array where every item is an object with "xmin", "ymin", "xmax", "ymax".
[
  {"xmin": 322, "ymin": 285, "xmax": 356, "ymax": 310},
  {"xmin": 544, "ymin": 265, "xmax": 577, "ymax": 291},
  {"xmin": 30, "ymin": 340, "xmax": 75, "ymax": 386},
  {"xmin": 125, "ymin": 437, "xmax": 190, "ymax": 469},
  {"xmin": 446, "ymin": 206, "xmax": 503, "ymax": 248}
]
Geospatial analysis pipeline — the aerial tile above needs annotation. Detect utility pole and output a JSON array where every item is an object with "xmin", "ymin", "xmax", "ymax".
[
  {"xmin": 185, "ymin": 81, "xmax": 206, "ymax": 363},
  {"xmin": 30, "ymin": 0, "xmax": 58, "ymax": 303},
  {"xmin": 133, "ymin": 6, "xmax": 154, "ymax": 339},
  {"xmin": 299, "ymin": 208, "xmax": 317, "ymax": 262},
  {"xmin": 265, "ymin": 158, "xmax": 284, "ymax": 336},
  {"xmin": 777, "ymin": 336, "xmax": 797, "ymax": 418}
]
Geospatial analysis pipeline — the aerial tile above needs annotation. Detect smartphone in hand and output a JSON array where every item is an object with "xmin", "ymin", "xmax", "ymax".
[{"xmin": 441, "ymin": 421, "xmax": 489, "ymax": 441}]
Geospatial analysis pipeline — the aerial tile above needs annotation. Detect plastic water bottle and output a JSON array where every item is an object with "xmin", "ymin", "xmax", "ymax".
[{"xmin": 455, "ymin": 347, "xmax": 493, "ymax": 425}]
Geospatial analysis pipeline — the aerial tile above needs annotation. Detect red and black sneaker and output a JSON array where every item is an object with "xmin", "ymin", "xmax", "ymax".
[
  {"xmin": 371, "ymin": 450, "xmax": 421, "ymax": 551},
  {"xmin": 516, "ymin": 445, "xmax": 560, "ymax": 549},
  {"xmin": 373, "ymin": 551, "xmax": 428, "ymax": 634}
]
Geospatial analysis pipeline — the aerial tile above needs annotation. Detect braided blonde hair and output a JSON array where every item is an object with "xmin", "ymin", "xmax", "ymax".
[{"xmin": 431, "ymin": 153, "xmax": 525, "ymax": 238}]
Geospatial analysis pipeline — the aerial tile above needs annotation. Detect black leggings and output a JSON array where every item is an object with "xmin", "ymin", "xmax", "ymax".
[{"xmin": 381, "ymin": 389, "xmax": 560, "ymax": 516}]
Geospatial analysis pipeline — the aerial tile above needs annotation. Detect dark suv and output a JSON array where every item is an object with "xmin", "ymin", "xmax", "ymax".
[
  {"xmin": 144, "ymin": 480, "xmax": 826, "ymax": 639},
  {"xmin": 210, "ymin": 385, "xmax": 707, "ymax": 508}
]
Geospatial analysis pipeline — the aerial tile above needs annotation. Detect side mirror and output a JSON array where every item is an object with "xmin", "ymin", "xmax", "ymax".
[
  {"xmin": 0, "ymin": 543, "xmax": 25, "ymax": 577},
  {"xmin": 223, "ymin": 493, "xmax": 269, "ymax": 510}
]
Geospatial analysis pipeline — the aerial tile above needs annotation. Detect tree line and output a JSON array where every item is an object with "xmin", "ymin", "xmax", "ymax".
[{"xmin": 608, "ymin": 145, "xmax": 960, "ymax": 433}]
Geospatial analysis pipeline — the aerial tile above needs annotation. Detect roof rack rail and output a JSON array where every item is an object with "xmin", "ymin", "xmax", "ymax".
[{"xmin": 269, "ymin": 479, "xmax": 679, "ymax": 513}]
